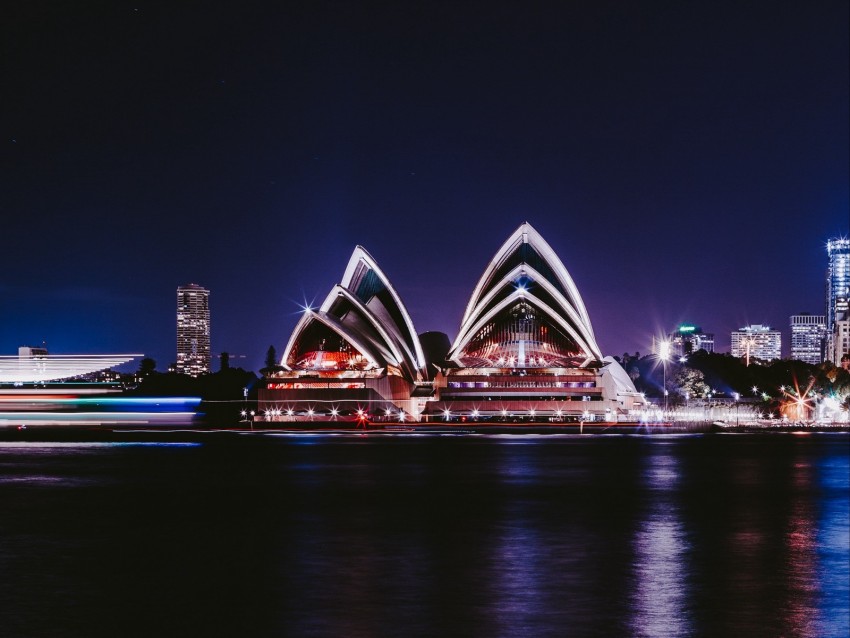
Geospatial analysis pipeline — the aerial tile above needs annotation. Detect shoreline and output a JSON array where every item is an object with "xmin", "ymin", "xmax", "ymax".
[{"xmin": 1, "ymin": 421, "xmax": 848, "ymax": 443}]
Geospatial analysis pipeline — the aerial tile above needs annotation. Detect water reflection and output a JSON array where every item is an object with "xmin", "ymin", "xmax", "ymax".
[
  {"xmin": 485, "ymin": 469, "xmax": 593, "ymax": 635},
  {"xmin": 814, "ymin": 451, "xmax": 850, "ymax": 637},
  {"xmin": 0, "ymin": 434, "xmax": 847, "ymax": 637},
  {"xmin": 479, "ymin": 441, "xmax": 642, "ymax": 636},
  {"xmin": 629, "ymin": 445, "xmax": 691, "ymax": 637},
  {"xmin": 781, "ymin": 458, "xmax": 819, "ymax": 635},
  {"xmin": 720, "ymin": 450, "xmax": 770, "ymax": 624}
]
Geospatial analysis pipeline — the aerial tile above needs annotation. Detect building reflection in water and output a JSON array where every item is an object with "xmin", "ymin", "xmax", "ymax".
[
  {"xmin": 486, "ymin": 444, "xmax": 591, "ymax": 635},
  {"xmin": 628, "ymin": 443, "xmax": 692, "ymax": 637},
  {"xmin": 720, "ymin": 441, "xmax": 850, "ymax": 638},
  {"xmin": 207, "ymin": 436, "xmax": 848, "ymax": 636},
  {"xmin": 813, "ymin": 449, "xmax": 850, "ymax": 637},
  {"xmin": 722, "ymin": 457, "xmax": 772, "ymax": 633},
  {"xmin": 482, "ymin": 440, "xmax": 639, "ymax": 636},
  {"xmin": 780, "ymin": 455, "xmax": 819, "ymax": 635},
  {"xmin": 675, "ymin": 435, "xmax": 849, "ymax": 638}
]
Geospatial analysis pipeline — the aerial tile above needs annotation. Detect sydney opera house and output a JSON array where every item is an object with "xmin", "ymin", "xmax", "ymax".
[{"xmin": 260, "ymin": 223, "xmax": 645, "ymax": 423}]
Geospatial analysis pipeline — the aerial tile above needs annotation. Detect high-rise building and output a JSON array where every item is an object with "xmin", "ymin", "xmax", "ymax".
[
  {"xmin": 176, "ymin": 283, "xmax": 210, "ymax": 376},
  {"xmin": 730, "ymin": 324, "xmax": 781, "ymax": 364},
  {"xmin": 656, "ymin": 324, "xmax": 714, "ymax": 359},
  {"xmin": 790, "ymin": 314, "xmax": 826, "ymax": 364},
  {"xmin": 825, "ymin": 238, "xmax": 850, "ymax": 363}
]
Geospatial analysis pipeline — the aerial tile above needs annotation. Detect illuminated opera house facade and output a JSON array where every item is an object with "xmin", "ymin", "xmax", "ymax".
[{"xmin": 260, "ymin": 223, "xmax": 644, "ymax": 423}]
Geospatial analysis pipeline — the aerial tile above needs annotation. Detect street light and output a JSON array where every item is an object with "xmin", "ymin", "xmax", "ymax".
[
  {"xmin": 658, "ymin": 340, "xmax": 671, "ymax": 416},
  {"xmin": 742, "ymin": 336, "xmax": 757, "ymax": 367},
  {"xmin": 242, "ymin": 386, "xmax": 248, "ymax": 423}
]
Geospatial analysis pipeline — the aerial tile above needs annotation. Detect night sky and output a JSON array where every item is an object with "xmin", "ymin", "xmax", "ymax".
[{"xmin": 3, "ymin": 2, "xmax": 848, "ymax": 371}]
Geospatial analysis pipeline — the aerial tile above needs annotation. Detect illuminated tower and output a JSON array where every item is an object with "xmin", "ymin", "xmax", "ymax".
[
  {"xmin": 825, "ymin": 238, "xmax": 850, "ymax": 363},
  {"xmin": 176, "ymin": 283, "xmax": 210, "ymax": 376}
]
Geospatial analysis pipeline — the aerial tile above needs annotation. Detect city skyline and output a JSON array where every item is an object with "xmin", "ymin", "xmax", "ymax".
[
  {"xmin": 2, "ymin": 3, "xmax": 848, "ymax": 370},
  {"xmin": 5, "ymin": 233, "xmax": 845, "ymax": 372}
]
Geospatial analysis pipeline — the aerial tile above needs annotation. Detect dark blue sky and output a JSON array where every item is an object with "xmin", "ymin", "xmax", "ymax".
[{"xmin": 2, "ymin": 1, "xmax": 848, "ymax": 371}]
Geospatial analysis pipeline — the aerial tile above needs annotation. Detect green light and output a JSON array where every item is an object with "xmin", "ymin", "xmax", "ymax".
[{"xmin": 679, "ymin": 325, "xmax": 696, "ymax": 333}]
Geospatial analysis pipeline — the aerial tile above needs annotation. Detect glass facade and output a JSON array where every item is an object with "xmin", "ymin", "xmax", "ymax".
[
  {"xmin": 826, "ymin": 238, "xmax": 850, "ymax": 363},
  {"xmin": 826, "ymin": 238, "xmax": 850, "ymax": 329},
  {"xmin": 458, "ymin": 300, "xmax": 585, "ymax": 368},
  {"xmin": 286, "ymin": 318, "xmax": 374, "ymax": 371}
]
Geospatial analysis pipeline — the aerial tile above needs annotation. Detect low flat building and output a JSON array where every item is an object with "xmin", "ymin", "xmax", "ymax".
[{"xmin": 0, "ymin": 346, "xmax": 141, "ymax": 384}]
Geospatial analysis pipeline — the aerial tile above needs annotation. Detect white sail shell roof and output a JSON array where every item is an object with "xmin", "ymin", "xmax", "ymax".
[
  {"xmin": 449, "ymin": 222, "xmax": 603, "ymax": 367},
  {"xmin": 281, "ymin": 246, "xmax": 426, "ymax": 381}
]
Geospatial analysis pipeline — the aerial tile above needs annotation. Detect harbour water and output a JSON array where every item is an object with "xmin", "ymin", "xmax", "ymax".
[{"xmin": 0, "ymin": 432, "xmax": 847, "ymax": 637}]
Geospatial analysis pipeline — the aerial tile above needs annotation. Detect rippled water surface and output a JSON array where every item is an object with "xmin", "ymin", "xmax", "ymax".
[{"xmin": 0, "ymin": 433, "xmax": 847, "ymax": 637}]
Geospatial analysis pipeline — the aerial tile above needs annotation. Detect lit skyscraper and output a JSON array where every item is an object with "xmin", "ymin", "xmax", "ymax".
[
  {"xmin": 730, "ymin": 325, "xmax": 781, "ymax": 364},
  {"xmin": 789, "ymin": 314, "xmax": 826, "ymax": 364},
  {"xmin": 825, "ymin": 238, "xmax": 849, "ymax": 363},
  {"xmin": 176, "ymin": 283, "xmax": 210, "ymax": 376}
]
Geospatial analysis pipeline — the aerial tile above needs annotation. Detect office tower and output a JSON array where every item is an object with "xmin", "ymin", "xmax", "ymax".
[
  {"xmin": 176, "ymin": 283, "xmax": 210, "ymax": 376},
  {"xmin": 730, "ymin": 325, "xmax": 781, "ymax": 364},
  {"xmin": 658, "ymin": 324, "xmax": 715, "ymax": 359},
  {"xmin": 825, "ymin": 238, "xmax": 850, "ymax": 363},
  {"xmin": 790, "ymin": 314, "xmax": 826, "ymax": 364}
]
